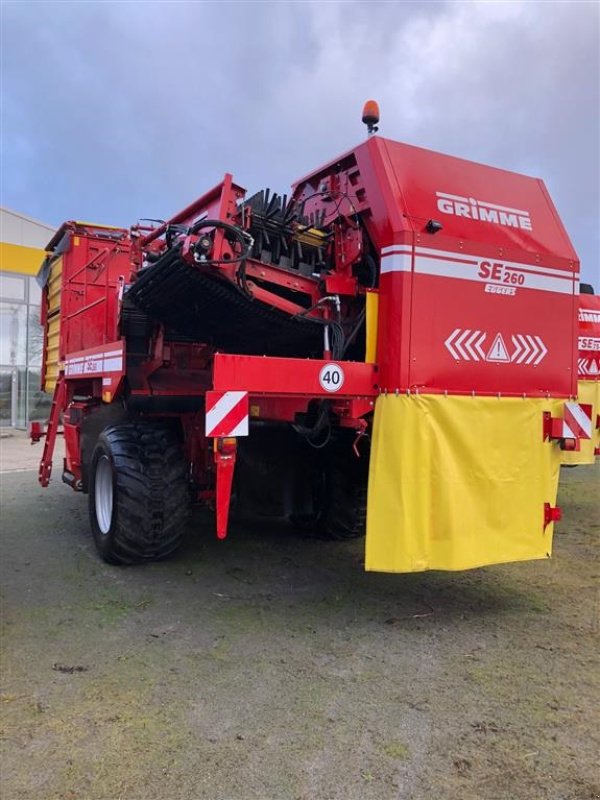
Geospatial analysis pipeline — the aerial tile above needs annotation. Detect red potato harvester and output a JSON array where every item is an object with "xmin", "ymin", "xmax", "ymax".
[{"xmin": 32, "ymin": 103, "xmax": 589, "ymax": 572}]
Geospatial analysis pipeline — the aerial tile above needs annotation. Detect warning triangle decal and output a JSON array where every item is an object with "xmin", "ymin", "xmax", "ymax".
[
  {"xmin": 589, "ymin": 360, "xmax": 599, "ymax": 375},
  {"xmin": 486, "ymin": 333, "xmax": 510, "ymax": 362}
]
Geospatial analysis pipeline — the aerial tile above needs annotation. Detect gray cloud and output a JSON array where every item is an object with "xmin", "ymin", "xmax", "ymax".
[{"xmin": 2, "ymin": 0, "xmax": 598, "ymax": 284}]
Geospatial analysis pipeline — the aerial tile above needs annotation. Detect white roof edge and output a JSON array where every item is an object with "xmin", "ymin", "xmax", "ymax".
[{"xmin": 0, "ymin": 206, "xmax": 55, "ymax": 231}]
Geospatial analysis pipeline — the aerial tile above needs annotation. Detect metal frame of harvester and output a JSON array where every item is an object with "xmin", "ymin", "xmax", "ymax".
[{"xmin": 561, "ymin": 289, "xmax": 600, "ymax": 465}]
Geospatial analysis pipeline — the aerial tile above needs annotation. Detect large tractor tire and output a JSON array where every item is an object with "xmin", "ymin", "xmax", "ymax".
[
  {"xmin": 321, "ymin": 444, "xmax": 368, "ymax": 540},
  {"xmin": 88, "ymin": 422, "xmax": 190, "ymax": 565},
  {"xmin": 292, "ymin": 435, "xmax": 369, "ymax": 541}
]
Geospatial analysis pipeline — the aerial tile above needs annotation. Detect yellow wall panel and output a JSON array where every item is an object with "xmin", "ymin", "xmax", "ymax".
[
  {"xmin": 42, "ymin": 257, "xmax": 63, "ymax": 392},
  {"xmin": 0, "ymin": 242, "xmax": 46, "ymax": 275}
]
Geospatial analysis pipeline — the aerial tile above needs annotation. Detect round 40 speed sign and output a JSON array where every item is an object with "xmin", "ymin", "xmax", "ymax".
[{"xmin": 318, "ymin": 362, "xmax": 345, "ymax": 393}]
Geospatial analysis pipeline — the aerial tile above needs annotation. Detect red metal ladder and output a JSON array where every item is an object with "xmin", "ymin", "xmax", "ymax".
[{"xmin": 38, "ymin": 376, "xmax": 66, "ymax": 487}]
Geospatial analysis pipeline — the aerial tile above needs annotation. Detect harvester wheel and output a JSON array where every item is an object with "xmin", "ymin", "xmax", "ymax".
[
  {"xmin": 321, "ymin": 443, "xmax": 368, "ymax": 540},
  {"xmin": 88, "ymin": 422, "xmax": 190, "ymax": 565},
  {"xmin": 293, "ymin": 438, "xmax": 368, "ymax": 540}
]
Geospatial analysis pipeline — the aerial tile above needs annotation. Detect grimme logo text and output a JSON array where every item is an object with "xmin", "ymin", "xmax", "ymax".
[{"xmin": 436, "ymin": 192, "xmax": 532, "ymax": 231}]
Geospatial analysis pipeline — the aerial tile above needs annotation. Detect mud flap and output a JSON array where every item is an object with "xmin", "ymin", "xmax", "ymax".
[
  {"xmin": 561, "ymin": 381, "xmax": 600, "ymax": 466},
  {"xmin": 365, "ymin": 394, "xmax": 564, "ymax": 573}
]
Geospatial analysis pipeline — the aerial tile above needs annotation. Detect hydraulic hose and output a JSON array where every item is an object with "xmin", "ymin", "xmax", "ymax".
[
  {"xmin": 188, "ymin": 218, "xmax": 254, "ymax": 266},
  {"xmin": 364, "ymin": 253, "xmax": 378, "ymax": 289}
]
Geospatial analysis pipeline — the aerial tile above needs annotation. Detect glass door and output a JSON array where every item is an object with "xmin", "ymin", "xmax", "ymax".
[{"xmin": 0, "ymin": 368, "xmax": 17, "ymax": 426}]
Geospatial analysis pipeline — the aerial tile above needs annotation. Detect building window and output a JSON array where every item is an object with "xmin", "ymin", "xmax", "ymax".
[
  {"xmin": 0, "ymin": 302, "xmax": 28, "ymax": 365},
  {"xmin": 0, "ymin": 273, "xmax": 26, "ymax": 301},
  {"xmin": 0, "ymin": 273, "xmax": 50, "ymax": 427}
]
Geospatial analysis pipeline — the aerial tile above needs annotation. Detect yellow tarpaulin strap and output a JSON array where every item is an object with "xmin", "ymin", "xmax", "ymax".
[
  {"xmin": 366, "ymin": 394, "xmax": 564, "ymax": 573},
  {"xmin": 561, "ymin": 381, "xmax": 600, "ymax": 466}
]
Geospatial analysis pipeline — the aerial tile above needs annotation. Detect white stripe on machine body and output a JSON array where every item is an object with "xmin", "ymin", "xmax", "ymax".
[
  {"xmin": 379, "ymin": 245, "xmax": 576, "ymax": 294},
  {"xmin": 65, "ymin": 354, "xmax": 123, "ymax": 376},
  {"xmin": 380, "ymin": 252, "xmax": 412, "ymax": 274}
]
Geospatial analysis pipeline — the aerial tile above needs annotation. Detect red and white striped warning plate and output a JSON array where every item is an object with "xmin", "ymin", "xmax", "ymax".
[
  {"xmin": 205, "ymin": 391, "xmax": 249, "ymax": 437},
  {"xmin": 562, "ymin": 402, "xmax": 593, "ymax": 440}
]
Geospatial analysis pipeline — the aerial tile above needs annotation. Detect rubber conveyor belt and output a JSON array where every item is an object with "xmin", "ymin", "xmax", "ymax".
[{"xmin": 126, "ymin": 247, "xmax": 325, "ymax": 357}]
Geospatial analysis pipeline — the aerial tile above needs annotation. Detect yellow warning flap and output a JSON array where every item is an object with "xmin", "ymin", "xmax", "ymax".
[
  {"xmin": 561, "ymin": 381, "xmax": 600, "ymax": 466},
  {"xmin": 366, "ymin": 394, "xmax": 564, "ymax": 573}
]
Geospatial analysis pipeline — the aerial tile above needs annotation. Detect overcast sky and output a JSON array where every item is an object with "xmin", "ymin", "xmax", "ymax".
[{"xmin": 2, "ymin": 0, "xmax": 599, "ymax": 285}]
